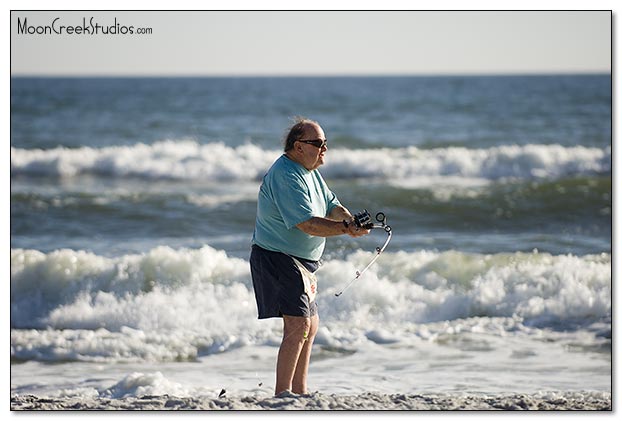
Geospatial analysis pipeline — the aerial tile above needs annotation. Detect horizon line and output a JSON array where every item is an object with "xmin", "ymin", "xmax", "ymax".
[{"xmin": 10, "ymin": 70, "xmax": 612, "ymax": 78}]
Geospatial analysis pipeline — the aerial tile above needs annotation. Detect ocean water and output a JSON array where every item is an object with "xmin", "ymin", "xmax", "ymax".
[{"xmin": 10, "ymin": 75, "xmax": 611, "ymax": 400}]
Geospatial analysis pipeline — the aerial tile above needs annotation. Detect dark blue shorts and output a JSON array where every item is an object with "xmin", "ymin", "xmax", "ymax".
[{"xmin": 249, "ymin": 245, "xmax": 319, "ymax": 319}]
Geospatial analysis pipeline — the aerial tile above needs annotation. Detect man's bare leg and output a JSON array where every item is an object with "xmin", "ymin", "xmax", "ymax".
[
  {"xmin": 292, "ymin": 314, "xmax": 319, "ymax": 394},
  {"xmin": 275, "ymin": 315, "xmax": 311, "ymax": 395}
]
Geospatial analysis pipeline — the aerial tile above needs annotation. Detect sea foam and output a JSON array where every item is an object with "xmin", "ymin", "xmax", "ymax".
[
  {"xmin": 11, "ymin": 245, "xmax": 611, "ymax": 363},
  {"xmin": 11, "ymin": 141, "xmax": 611, "ymax": 183}
]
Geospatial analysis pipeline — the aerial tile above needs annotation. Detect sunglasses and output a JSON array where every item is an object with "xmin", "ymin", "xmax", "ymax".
[{"xmin": 297, "ymin": 139, "xmax": 328, "ymax": 148}]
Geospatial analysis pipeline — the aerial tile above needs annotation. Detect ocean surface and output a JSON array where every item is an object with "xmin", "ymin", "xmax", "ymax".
[{"xmin": 10, "ymin": 75, "xmax": 611, "ymax": 400}]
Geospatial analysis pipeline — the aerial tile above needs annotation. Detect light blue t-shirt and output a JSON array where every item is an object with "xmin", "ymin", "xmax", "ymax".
[{"xmin": 252, "ymin": 154, "xmax": 341, "ymax": 261}]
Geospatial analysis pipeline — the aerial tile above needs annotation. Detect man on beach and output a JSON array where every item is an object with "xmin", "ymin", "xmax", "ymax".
[{"xmin": 250, "ymin": 117, "xmax": 370, "ymax": 396}]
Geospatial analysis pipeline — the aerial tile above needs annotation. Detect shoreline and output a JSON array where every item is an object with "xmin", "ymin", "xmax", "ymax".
[{"xmin": 11, "ymin": 391, "xmax": 612, "ymax": 411}]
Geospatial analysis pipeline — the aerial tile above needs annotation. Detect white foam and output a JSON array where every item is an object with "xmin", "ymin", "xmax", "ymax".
[
  {"xmin": 101, "ymin": 371, "xmax": 190, "ymax": 399},
  {"xmin": 11, "ymin": 141, "xmax": 611, "ymax": 184},
  {"xmin": 10, "ymin": 140, "xmax": 280, "ymax": 181},
  {"xmin": 10, "ymin": 246, "xmax": 611, "ymax": 363},
  {"xmin": 10, "ymin": 245, "xmax": 252, "ymax": 327}
]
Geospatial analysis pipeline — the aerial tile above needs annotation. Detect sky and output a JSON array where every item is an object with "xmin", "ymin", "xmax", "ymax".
[{"xmin": 10, "ymin": 10, "xmax": 611, "ymax": 76}]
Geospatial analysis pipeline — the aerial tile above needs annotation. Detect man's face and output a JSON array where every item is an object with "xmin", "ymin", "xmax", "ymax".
[{"xmin": 297, "ymin": 124, "xmax": 327, "ymax": 171}]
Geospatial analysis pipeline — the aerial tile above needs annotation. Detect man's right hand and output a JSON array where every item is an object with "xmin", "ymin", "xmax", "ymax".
[{"xmin": 344, "ymin": 218, "xmax": 371, "ymax": 238}]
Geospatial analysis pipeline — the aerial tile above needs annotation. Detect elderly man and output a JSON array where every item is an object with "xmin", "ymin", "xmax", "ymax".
[{"xmin": 250, "ymin": 117, "xmax": 369, "ymax": 396}]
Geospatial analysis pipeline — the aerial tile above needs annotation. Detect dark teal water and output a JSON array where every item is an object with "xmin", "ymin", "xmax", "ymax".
[{"xmin": 11, "ymin": 75, "xmax": 611, "ymax": 257}]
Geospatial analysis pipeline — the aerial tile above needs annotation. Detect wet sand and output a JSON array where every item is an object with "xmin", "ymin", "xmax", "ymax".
[{"xmin": 11, "ymin": 391, "xmax": 612, "ymax": 411}]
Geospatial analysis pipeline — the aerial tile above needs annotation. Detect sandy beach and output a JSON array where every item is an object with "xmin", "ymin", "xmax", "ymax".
[{"xmin": 10, "ymin": 391, "xmax": 612, "ymax": 411}]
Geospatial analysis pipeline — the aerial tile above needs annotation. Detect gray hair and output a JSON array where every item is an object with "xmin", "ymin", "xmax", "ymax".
[{"xmin": 283, "ymin": 117, "xmax": 320, "ymax": 152}]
